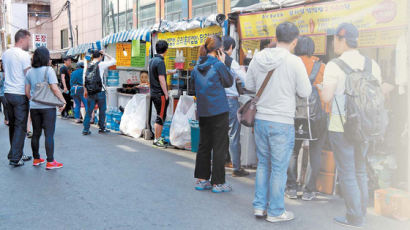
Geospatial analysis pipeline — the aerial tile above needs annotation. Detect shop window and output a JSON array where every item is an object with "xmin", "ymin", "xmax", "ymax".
[
  {"xmin": 60, "ymin": 29, "xmax": 69, "ymax": 49},
  {"xmin": 102, "ymin": 0, "xmax": 136, "ymax": 36},
  {"xmin": 165, "ymin": 0, "xmax": 182, "ymax": 22},
  {"xmin": 138, "ymin": 0, "xmax": 155, "ymax": 28},
  {"xmin": 192, "ymin": 0, "xmax": 217, "ymax": 18}
]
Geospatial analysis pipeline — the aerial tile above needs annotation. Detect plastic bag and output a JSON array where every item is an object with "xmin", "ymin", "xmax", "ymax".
[
  {"xmin": 170, "ymin": 96, "xmax": 196, "ymax": 148},
  {"xmin": 120, "ymin": 94, "xmax": 151, "ymax": 138}
]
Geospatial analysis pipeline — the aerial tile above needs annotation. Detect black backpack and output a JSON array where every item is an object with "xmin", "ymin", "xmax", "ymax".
[
  {"xmin": 295, "ymin": 61, "xmax": 327, "ymax": 140},
  {"xmin": 333, "ymin": 57, "xmax": 388, "ymax": 144},
  {"xmin": 85, "ymin": 61, "xmax": 103, "ymax": 95}
]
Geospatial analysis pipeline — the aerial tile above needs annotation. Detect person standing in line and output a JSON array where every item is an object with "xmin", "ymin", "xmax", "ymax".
[
  {"xmin": 149, "ymin": 40, "xmax": 170, "ymax": 148},
  {"xmin": 1, "ymin": 29, "xmax": 34, "ymax": 166},
  {"xmin": 25, "ymin": 47, "xmax": 66, "ymax": 170},
  {"xmin": 191, "ymin": 35, "xmax": 234, "ymax": 193},
  {"xmin": 70, "ymin": 62, "xmax": 87, "ymax": 123},
  {"xmin": 246, "ymin": 22, "xmax": 311, "ymax": 222},
  {"xmin": 0, "ymin": 61, "xmax": 8, "ymax": 125},
  {"xmin": 321, "ymin": 23, "xmax": 382, "ymax": 228},
  {"xmin": 285, "ymin": 36, "xmax": 329, "ymax": 201},
  {"xmin": 82, "ymin": 50, "xmax": 116, "ymax": 135},
  {"xmin": 222, "ymin": 36, "xmax": 249, "ymax": 177},
  {"xmin": 60, "ymin": 56, "xmax": 73, "ymax": 119}
]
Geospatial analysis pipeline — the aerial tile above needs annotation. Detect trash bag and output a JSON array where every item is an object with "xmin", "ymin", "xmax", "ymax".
[
  {"xmin": 120, "ymin": 94, "xmax": 153, "ymax": 138},
  {"xmin": 170, "ymin": 96, "xmax": 196, "ymax": 148}
]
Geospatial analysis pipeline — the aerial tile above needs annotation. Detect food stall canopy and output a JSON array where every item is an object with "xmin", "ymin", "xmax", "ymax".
[
  {"xmin": 237, "ymin": 0, "xmax": 408, "ymax": 54},
  {"xmin": 66, "ymin": 43, "xmax": 96, "ymax": 56},
  {"xmin": 152, "ymin": 14, "xmax": 226, "ymax": 33},
  {"xmin": 232, "ymin": 0, "xmax": 322, "ymax": 13},
  {"xmin": 102, "ymin": 28, "xmax": 151, "ymax": 46}
]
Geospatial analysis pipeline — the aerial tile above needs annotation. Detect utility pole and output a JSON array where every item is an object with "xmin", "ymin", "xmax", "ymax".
[
  {"xmin": 0, "ymin": 0, "xmax": 6, "ymax": 52},
  {"xmin": 67, "ymin": 0, "xmax": 74, "ymax": 47}
]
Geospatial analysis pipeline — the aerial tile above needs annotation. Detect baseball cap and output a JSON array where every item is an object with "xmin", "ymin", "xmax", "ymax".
[{"xmin": 336, "ymin": 23, "xmax": 359, "ymax": 48}]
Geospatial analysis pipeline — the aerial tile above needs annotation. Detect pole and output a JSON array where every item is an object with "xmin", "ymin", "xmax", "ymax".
[
  {"xmin": 0, "ymin": 0, "xmax": 6, "ymax": 52},
  {"xmin": 67, "ymin": 0, "xmax": 74, "ymax": 47}
]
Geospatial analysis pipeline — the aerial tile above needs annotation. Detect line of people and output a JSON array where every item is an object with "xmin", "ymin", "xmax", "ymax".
[
  {"xmin": 1, "ymin": 29, "xmax": 116, "ymax": 170},
  {"xmin": 186, "ymin": 22, "xmax": 382, "ymax": 228}
]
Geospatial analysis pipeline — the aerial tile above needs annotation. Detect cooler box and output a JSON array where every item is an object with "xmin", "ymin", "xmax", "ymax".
[
  {"xmin": 320, "ymin": 150, "xmax": 336, "ymax": 173},
  {"xmin": 112, "ymin": 111, "xmax": 123, "ymax": 131},
  {"xmin": 190, "ymin": 120, "xmax": 200, "ymax": 153},
  {"xmin": 374, "ymin": 188, "xmax": 410, "ymax": 221},
  {"xmin": 161, "ymin": 121, "xmax": 171, "ymax": 144},
  {"xmin": 107, "ymin": 70, "xmax": 120, "ymax": 87},
  {"xmin": 106, "ymin": 110, "xmax": 113, "ymax": 130}
]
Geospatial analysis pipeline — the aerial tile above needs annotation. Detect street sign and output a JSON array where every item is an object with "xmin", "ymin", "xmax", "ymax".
[{"xmin": 33, "ymin": 34, "xmax": 47, "ymax": 48}]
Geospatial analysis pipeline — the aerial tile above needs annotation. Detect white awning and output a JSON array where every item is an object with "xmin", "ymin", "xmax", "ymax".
[
  {"xmin": 101, "ymin": 28, "xmax": 151, "ymax": 46},
  {"xmin": 66, "ymin": 43, "xmax": 96, "ymax": 56}
]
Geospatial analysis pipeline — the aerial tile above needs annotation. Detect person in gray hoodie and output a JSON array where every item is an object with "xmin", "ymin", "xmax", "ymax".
[{"xmin": 246, "ymin": 22, "xmax": 311, "ymax": 222}]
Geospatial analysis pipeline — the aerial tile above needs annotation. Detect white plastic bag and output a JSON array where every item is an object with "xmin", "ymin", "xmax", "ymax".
[
  {"xmin": 169, "ymin": 96, "xmax": 196, "ymax": 148},
  {"xmin": 120, "ymin": 94, "xmax": 150, "ymax": 138}
]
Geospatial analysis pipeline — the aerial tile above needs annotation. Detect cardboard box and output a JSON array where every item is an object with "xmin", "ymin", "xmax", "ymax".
[
  {"xmin": 316, "ymin": 171, "xmax": 335, "ymax": 195},
  {"xmin": 320, "ymin": 150, "xmax": 336, "ymax": 173},
  {"xmin": 374, "ymin": 188, "xmax": 410, "ymax": 221}
]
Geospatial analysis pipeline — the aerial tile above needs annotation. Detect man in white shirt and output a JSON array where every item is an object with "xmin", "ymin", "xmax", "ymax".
[
  {"xmin": 246, "ymin": 22, "xmax": 311, "ymax": 223},
  {"xmin": 1, "ymin": 29, "xmax": 33, "ymax": 167},
  {"xmin": 222, "ymin": 36, "xmax": 249, "ymax": 177},
  {"xmin": 82, "ymin": 50, "xmax": 116, "ymax": 135},
  {"xmin": 321, "ymin": 23, "xmax": 382, "ymax": 228}
]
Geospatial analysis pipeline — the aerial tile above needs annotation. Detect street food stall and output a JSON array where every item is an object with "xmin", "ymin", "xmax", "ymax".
[
  {"xmin": 150, "ymin": 19, "xmax": 225, "ymax": 149},
  {"xmin": 229, "ymin": 0, "xmax": 409, "ymax": 213}
]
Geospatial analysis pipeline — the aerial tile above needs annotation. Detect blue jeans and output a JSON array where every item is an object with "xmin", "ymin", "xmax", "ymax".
[
  {"xmin": 227, "ymin": 98, "xmax": 241, "ymax": 171},
  {"xmin": 30, "ymin": 108, "xmax": 56, "ymax": 162},
  {"xmin": 72, "ymin": 87, "xmax": 87, "ymax": 120},
  {"xmin": 83, "ymin": 91, "xmax": 106, "ymax": 132},
  {"xmin": 329, "ymin": 132, "xmax": 369, "ymax": 225},
  {"xmin": 253, "ymin": 119, "xmax": 295, "ymax": 217},
  {"xmin": 5, "ymin": 93, "xmax": 29, "ymax": 162}
]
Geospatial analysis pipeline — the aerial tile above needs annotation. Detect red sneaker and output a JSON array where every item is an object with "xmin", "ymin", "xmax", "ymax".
[
  {"xmin": 33, "ymin": 158, "xmax": 46, "ymax": 166},
  {"xmin": 46, "ymin": 160, "xmax": 63, "ymax": 170}
]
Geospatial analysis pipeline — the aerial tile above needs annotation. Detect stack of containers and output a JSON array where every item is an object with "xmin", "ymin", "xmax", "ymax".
[{"xmin": 316, "ymin": 150, "xmax": 337, "ymax": 194}]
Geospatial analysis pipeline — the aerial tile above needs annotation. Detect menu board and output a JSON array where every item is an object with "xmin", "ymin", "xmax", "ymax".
[
  {"xmin": 116, "ymin": 43, "xmax": 132, "ymax": 67},
  {"xmin": 116, "ymin": 42, "xmax": 146, "ymax": 68}
]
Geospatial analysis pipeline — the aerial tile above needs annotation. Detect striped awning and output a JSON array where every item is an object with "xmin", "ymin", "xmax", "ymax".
[
  {"xmin": 102, "ymin": 28, "xmax": 151, "ymax": 46},
  {"xmin": 66, "ymin": 42, "xmax": 96, "ymax": 56}
]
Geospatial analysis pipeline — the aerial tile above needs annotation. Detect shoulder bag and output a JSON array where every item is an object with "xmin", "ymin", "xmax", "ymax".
[
  {"xmin": 32, "ymin": 67, "xmax": 65, "ymax": 107},
  {"xmin": 237, "ymin": 69, "xmax": 275, "ymax": 127}
]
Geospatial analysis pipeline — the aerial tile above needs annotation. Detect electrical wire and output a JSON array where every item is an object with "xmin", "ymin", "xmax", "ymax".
[{"xmin": 7, "ymin": 1, "xmax": 69, "ymax": 30}]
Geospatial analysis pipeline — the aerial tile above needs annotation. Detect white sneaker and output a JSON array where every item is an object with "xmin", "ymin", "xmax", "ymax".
[
  {"xmin": 266, "ymin": 210, "xmax": 295, "ymax": 223},
  {"xmin": 254, "ymin": 209, "xmax": 267, "ymax": 218}
]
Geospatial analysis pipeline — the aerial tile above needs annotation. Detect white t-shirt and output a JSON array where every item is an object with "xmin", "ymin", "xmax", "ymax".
[
  {"xmin": 323, "ymin": 49, "xmax": 382, "ymax": 132},
  {"xmin": 1, "ymin": 47, "xmax": 31, "ymax": 95}
]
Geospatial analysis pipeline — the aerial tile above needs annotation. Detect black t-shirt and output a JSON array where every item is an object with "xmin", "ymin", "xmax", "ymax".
[
  {"xmin": 149, "ymin": 54, "xmax": 167, "ymax": 96},
  {"xmin": 60, "ymin": 65, "xmax": 71, "ymax": 89}
]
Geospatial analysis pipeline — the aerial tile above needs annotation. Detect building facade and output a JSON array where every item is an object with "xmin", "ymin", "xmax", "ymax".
[{"xmin": 51, "ymin": 0, "xmax": 102, "ymax": 51}]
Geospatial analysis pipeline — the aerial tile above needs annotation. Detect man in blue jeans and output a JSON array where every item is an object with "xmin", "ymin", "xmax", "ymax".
[
  {"xmin": 321, "ymin": 23, "xmax": 382, "ymax": 228},
  {"xmin": 83, "ymin": 50, "xmax": 116, "ymax": 135},
  {"xmin": 246, "ymin": 22, "xmax": 311, "ymax": 222},
  {"xmin": 222, "ymin": 36, "xmax": 249, "ymax": 177},
  {"xmin": 1, "ymin": 29, "xmax": 34, "ymax": 167}
]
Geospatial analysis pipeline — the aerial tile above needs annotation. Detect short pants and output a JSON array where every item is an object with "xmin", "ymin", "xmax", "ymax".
[{"xmin": 151, "ymin": 95, "xmax": 169, "ymax": 126}]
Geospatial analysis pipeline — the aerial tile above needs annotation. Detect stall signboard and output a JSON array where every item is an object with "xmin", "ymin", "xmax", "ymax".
[
  {"xmin": 239, "ymin": 0, "xmax": 407, "ymax": 47},
  {"xmin": 116, "ymin": 43, "xmax": 132, "ymax": 67},
  {"xmin": 158, "ymin": 26, "xmax": 223, "ymax": 48},
  {"xmin": 116, "ymin": 42, "xmax": 147, "ymax": 68},
  {"xmin": 33, "ymin": 34, "xmax": 47, "ymax": 48}
]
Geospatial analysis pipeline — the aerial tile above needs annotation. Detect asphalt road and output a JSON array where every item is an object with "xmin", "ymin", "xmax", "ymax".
[{"xmin": 0, "ymin": 115, "xmax": 409, "ymax": 230}]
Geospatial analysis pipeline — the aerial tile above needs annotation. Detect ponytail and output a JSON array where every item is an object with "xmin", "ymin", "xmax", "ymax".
[{"xmin": 199, "ymin": 44, "xmax": 208, "ymax": 57}]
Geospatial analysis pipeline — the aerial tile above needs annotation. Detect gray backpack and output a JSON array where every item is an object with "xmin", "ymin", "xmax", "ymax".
[{"xmin": 333, "ymin": 57, "xmax": 388, "ymax": 144}]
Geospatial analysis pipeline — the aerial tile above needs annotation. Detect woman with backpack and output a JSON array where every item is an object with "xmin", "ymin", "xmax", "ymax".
[
  {"xmin": 190, "ymin": 35, "xmax": 234, "ymax": 193},
  {"xmin": 25, "ymin": 46, "xmax": 66, "ymax": 170},
  {"xmin": 285, "ymin": 36, "xmax": 329, "ymax": 201}
]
